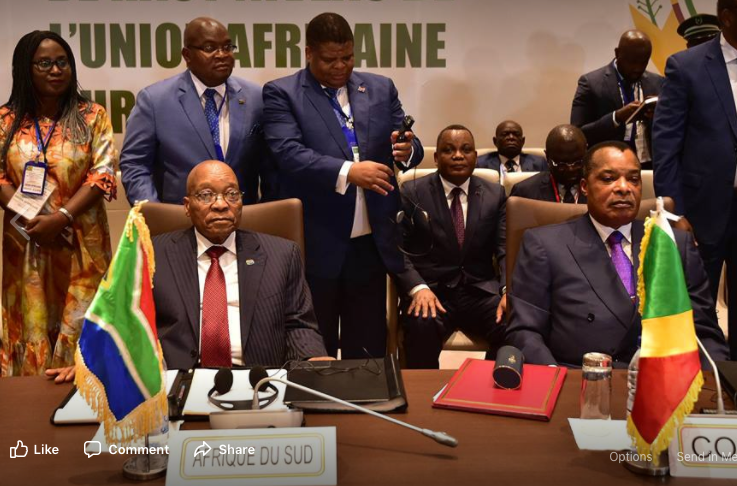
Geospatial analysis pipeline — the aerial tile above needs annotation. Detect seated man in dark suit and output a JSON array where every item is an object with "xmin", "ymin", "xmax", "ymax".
[
  {"xmin": 152, "ymin": 160, "xmax": 329, "ymax": 369},
  {"xmin": 476, "ymin": 120, "xmax": 547, "ymax": 183},
  {"xmin": 396, "ymin": 125, "xmax": 507, "ymax": 368},
  {"xmin": 506, "ymin": 141, "xmax": 729, "ymax": 368},
  {"xmin": 510, "ymin": 124, "xmax": 588, "ymax": 204}
]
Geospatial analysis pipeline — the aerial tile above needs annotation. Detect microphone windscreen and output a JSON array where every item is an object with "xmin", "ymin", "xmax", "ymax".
[
  {"xmin": 493, "ymin": 346, "xmax": 524, "ymax": 390},
  {"xmin": 214, "ymin": 368, "xmax": 233, "ymax": 395},
  {"xmin": 249, "ymin": 366, "xmax": 269, "ymax": 390}
]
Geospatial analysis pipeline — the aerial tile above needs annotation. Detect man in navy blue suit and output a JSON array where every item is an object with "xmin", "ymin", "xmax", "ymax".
[
  {"xmin": 262, "ymin": 13, "xmax": 422, "ymax": 358},
  {"xmin": 653, "ymin": 1, "xmax": 737, "ymax": 359},
  {"xmin": 476, "ymin": 120, "xmax": 547, "ymax": 182},
  {"xmin": 120, "ymin": 17, "xmax": 275, "ymax": 205}
]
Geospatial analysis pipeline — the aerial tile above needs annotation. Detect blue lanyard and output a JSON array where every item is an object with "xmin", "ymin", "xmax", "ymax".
[
  {"xmin": 613, "ymin": 63, "xmax": 637, "ymax": 106},
  {"xmin": 34, "ymin": 118, "xmax": 57, "ymax": 163},
  {"xmin": 325, "ymin": 90, "xmax": 358, "ymax": 155}
]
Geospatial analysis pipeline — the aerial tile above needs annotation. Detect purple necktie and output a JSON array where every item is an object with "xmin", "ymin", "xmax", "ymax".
[
  {"xmin": 606, "ymin": 231, "xmax": 635, "ymax": 298},
  {"xmin": 450, "ymin": 187, "xmax": 465, "ymax": 247}
]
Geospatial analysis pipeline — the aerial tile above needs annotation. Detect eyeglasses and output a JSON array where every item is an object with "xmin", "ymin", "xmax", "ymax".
[
  {"xmin": 192, "ymin": 189, "xmax": 243, "ymax": 204},
  {"xmin": 32, "ymin": 58, "xmax": 70, "ymax": 72},
  {"xmin": 188, "ymin": 44, "xmax": 238, "ymax": 55},
  {"xmin": 549, "ymin": 158, "xmax": 584, "ymax": 168}
]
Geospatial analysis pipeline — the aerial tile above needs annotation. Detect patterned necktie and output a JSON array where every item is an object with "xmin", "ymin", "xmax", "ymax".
[
  {"xmin": 505, "ymin": 159, "xmax": 516, "ymax": 173},
  {"xmin": 606, "ymin": 231, "xmax": 635, "ymax": 298},
  {"xmin": 563, "ymin": 186, "xmax": 575, "ymax": 204},
  {"xmin": 201, "ymin": 246, "xmax": 231, "ymax": 367},
  {"xmin": 203, "ymin": 88, "xmax": 220, "ymax": 147},
  {"xmin": 450, "ymin": 187, "xmax": 465, "ymax": 247}
]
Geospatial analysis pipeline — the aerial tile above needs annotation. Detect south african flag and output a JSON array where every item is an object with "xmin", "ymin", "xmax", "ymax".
[{"xmin": 74, "ymin": 202, "xmax": 166, "ymax": 446}]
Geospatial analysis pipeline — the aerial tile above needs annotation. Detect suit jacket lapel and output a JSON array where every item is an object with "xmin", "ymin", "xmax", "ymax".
[
  {"xmin": 178, "ymin": 72, "xmax": 216, "ymax": 159},
  {"xmin": 706, "ymin": 37, "xmax": 737, "ymax": 142},
  {"xmin": 430, "ymin": 174, "xmax": 462, "ymax": 258},
  {"xmin": 303, "ymin": 69, "xmax": 353, "ymax": 160},
  {"xmin": 348, "ymin": 74, "xmax": 370, "ymax": 158},
  {"xmin": 166, "ymin": 229, "xmax": 201, "ymax": 343},
  {"xmin": 604, "ymin": 63, "xmax": 624, "ymax": 110},
  {"xmin": 236, "ymin": 231, "xmax": 266, "ymax": 356},
  {"xmin": 225, "ymin": 80, "xmax": 245, "ymax": 164},
  {"xmin": 568, "ymin": 216, "xmax": 634, "ymax": 328},
  {"xmin": 541, "ymin": 173, "xmax": 557, "ymax": 202},
  {"xmin": 462, "ymin": 177, "xmax": 483, "ymax": 256}
]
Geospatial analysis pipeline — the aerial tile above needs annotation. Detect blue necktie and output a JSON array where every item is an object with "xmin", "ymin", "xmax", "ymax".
[{"xmin": 204, "ymin": 88, "xmax": 220, "ymax": 147}]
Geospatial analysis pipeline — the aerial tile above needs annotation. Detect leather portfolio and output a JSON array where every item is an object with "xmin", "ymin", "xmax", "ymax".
[
  {"xmin": 433, "ymin": 358, "xmax": 567, "ymax": 421},
  {"xmin": 284, "ymin": 355, "xmax": 408, "ymax": 412}
]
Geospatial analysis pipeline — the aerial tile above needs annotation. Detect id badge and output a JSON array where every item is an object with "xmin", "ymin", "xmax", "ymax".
[
  {"xmin": 21, "ymin": 161, "xmax": 47, "ymax": 196},
  {"xmin": 351, "ymin": 145, "xmax": 360, "ymax": 163},
  {"xmin": 623, "ymin": 123, "xmax": 634, "ymax": 142}
]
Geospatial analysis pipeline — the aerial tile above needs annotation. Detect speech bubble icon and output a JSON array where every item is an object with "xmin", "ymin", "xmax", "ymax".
[{"xmin": 84, "ymin": 441, "xmax": 102, "ymax": 458}]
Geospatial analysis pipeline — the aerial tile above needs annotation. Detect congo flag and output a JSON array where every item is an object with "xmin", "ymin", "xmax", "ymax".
[
  {"xmin": 74, "ymin": 202, "xmax": 166, "ymax": 446},
  {"xmin": 627, "ymin": 198, "xmax": 703, "ymax": 465}
]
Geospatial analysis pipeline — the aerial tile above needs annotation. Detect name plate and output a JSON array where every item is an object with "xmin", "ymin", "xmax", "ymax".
[
  {"xmin": 669, "ymin": 415, "xmax": 737, "ymax": 479},
  {"xmin": 166, "ymin": 427, "xmax": 337, "ymax": 486}
]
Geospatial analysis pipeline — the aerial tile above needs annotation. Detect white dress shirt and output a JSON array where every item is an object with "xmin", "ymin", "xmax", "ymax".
[
  {"xmin": 499, "ymin": 154, "xmax": 520, "ymax": 185},
  {"xmin": 589, "ymin": 216, "xmax": 633, "ymax": 264},
  {"xmin": 195, "ymin": 229, "xmax": 242, "ymax": 366},
  {"xmin": 720, "ymin": 34, "xmax": 737, "ymax": 188},
  {"xmin": 409, "ymin": 175, "xmax": 470, "ymax": 296},
  {"xmin": 191, "ymin": 72, "xmax": 230, "ymax": 157}
]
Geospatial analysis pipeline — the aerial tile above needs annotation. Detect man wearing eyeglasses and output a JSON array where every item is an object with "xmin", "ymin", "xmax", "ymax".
[
  {"xmin": 120, "ymin": 17, "xmax": 276, "ymax": 207},
  {"xmin": 152, "ymin": 160, "xmax": 329, "ymax": 369},
  {"xmin": 510, "ymin": 125, "xmax": 588, "ymax": 204}
]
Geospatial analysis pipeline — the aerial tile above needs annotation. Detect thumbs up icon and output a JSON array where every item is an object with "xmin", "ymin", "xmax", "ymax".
[{"xmin": 10, "ymin": 440, "xmax": 29, "ymax": 458}]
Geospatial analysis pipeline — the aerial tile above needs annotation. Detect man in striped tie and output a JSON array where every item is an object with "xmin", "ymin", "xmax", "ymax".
[{"xmin": 506, "ymin": 141, "xmax": 728, "ymax": 368}]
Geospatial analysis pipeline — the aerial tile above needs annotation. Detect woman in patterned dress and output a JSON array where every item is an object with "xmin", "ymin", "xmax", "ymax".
[{"xmin": 0, "ymin": 31, "xmax": 116, "ymax": 380}]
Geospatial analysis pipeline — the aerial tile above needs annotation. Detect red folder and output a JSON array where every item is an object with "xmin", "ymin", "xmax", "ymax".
[{"xmin": 433, "ymin": 358, "xmax": 567, "ymax": 421}]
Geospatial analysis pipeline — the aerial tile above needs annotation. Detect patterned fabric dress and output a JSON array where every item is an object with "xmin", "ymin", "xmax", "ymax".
[{"xmin": 0, "ymin": 102, "xmax": 116, "ymax": 376}]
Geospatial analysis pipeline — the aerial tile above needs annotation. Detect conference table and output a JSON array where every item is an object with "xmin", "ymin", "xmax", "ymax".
[{"xmin": 0, "ymin": 370, "xmax": 727, "ymax": 485}]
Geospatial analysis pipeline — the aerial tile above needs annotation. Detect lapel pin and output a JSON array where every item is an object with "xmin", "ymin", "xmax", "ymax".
[
  {"xmin": 246, "ymin": 259, "xmax": 255, "ymax": 266},
  {"xmin": 358, "ymin": 86, "xmax": 366, "ymax": 93},
  {"xmin": 238, "ymin": 99, "xmax": 245, "ymax": 104}
]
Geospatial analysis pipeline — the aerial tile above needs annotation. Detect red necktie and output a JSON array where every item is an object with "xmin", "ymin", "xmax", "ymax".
[
  {"xmin": 201, "ymin": 246, "xmax": 231, "ymax": 367},
  {"xmin": 450, "ymin": 187, "xmax": 465, "ymax": 247}
]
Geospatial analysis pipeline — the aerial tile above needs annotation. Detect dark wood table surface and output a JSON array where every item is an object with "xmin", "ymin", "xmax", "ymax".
[{"xmin": 0, "ymin": 370, "xmax": 724, "ymax": 485}]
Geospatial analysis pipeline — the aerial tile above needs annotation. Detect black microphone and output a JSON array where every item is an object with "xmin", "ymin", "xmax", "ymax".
[
  {"xmin": 250, "ymin": 366, "xmax": 458, "ymax": 447},
  {"xmin": 396, "ymin": 115, "xmax": 415, "ymax": 143}
]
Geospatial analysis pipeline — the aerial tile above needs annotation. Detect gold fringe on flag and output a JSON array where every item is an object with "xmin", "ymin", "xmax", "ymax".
[
  {"xmin": 636, "ymin": 214, "xmax": 654, "ymax": 317},
  {"xmin": 125, "ymin": 200, "xmax": 155, "ymax": 283},
  {"xmin": 74, "ymin": 342, "xmax": 168, "ymax": 447},
  {"xmin": 626, "ymin": 371, "xmax": 703, "ymax": 466}
]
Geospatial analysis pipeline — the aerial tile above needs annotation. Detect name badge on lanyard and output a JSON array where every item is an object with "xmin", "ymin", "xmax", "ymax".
[{"xmin": 21, "ymin": 118, "xmax": 56, "ymax": 196}]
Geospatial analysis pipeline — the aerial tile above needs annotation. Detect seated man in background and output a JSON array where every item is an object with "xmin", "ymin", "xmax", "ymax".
[
  {"xmin": 506, "ymin": 141, "xmax": 729, "ymax": 368},
  {"xmin": 476, "ymin": 120, "xmax": 547, "ymax": 183},
  {"xmin": 152, "ymin": 160, "xmax": 329, "ymax": 369},
  {"xmin": 510, "ymin": 124, "xmax": 588, "ymax": 204},
  {"xmin": 396, "ymin": 125, "xmax": 507, "ymax": 368}
]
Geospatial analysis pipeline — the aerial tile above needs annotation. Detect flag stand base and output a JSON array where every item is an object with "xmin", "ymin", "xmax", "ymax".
[
  {"xmin": 122, "ymin": 454, "xmax": 167, "ymax": 481},
  {"xmin": 623, "ymin": 451, "xmax": 669, "ymax": 476}
]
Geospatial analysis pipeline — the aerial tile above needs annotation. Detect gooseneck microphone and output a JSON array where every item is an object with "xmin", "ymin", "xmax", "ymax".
[{"xmin": 249, "ymin": 366, "xmax": 458, "ymax": 448}]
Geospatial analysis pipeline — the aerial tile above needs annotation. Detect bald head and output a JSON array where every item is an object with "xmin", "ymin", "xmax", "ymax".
[
  {"xmin": 184, "ymin": 17, "xmax": 226, "ymax": 46},
  {"xmin": 186, "ymin": 160, "xmax": 236, "ymax": 194},
  {"xmin": 545, "ymin": 125, "xmax": 587, "ymax": 189},
  {"xmin": 615, "ymin": 30, "xmax": 652, "ymax": 83}
]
